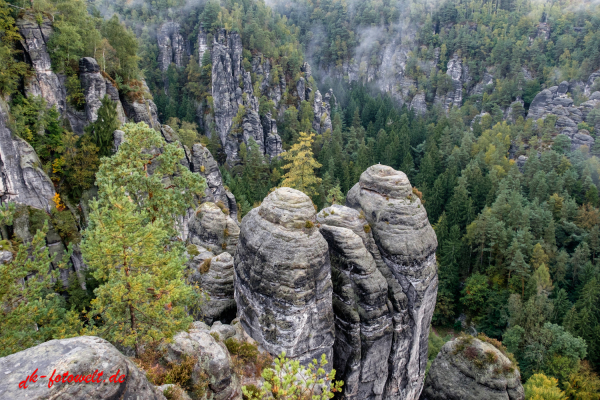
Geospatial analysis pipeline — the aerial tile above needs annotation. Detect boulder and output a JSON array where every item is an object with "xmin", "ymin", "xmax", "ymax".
[
  {"xmin": 420, "ymin": 336, "xmax": 524, "ymax": 400},
  {"xmin": 188, "ymin": 202, "xmax": 239, "ymax": 254},
  {"xmin": 346, "ymin": 165, "xmax": 438, "ymax": 400},
  {"xmin": 0, "ymin": 336, "xmax": 166, "ymax": 399},
  {"xmin": 234, "ymin": 187, "xmax": 335, "ymax": 366},
  {"xmin": 410, "ymin": 92, "xmax": 427, "ymax": 116},
  {"xmin": 161, "ymin": 322, "xmax": 242, "ymax": 400}
]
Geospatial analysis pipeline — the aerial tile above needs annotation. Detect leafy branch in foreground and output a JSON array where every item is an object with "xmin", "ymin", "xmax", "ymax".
[{"xmin": 242, "ymin": 352, "xmax": 343, "ymax": 400}]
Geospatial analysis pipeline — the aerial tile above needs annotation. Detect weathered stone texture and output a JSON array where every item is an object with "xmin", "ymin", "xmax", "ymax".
[
  {"xmin": 0, "ymin": 336, "xmax": 166, "ymax": 399},
  {"xmin": 420, "ymin": 337, "xmax": 524, "ymax": 400},
  {"xmin": 234, "ymin": 187, "xmax": 335, "ymax": 366},
  {"xmin": 346, "ymin": 165, "xmax": 438, "ymax": 400}
]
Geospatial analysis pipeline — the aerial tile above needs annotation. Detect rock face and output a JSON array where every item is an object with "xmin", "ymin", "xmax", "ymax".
[
  {"xmin": 157, "ymin": 22, "xmax": 186, "ymax": 71},
  {"xmin": 526, "ymin": 81, "xmax": 600, "ymax": 151},
  {"xmin": 410, "ymin": 92, "xmax": 427, "ymax": 116},
  {"xmin": 198, "ymin": 252, "xmax": 237, "ymax": 325},
  {"xmin": 188, "ymin": 202, "xmax": 240, "ymax": 254},
  {"xmin": 346, "ymin": 165, "xmax": 438, "ymax": 400},
  {"xmin": 0, "ymin": 336, "xmax": 166, "ymax": 399},
  {"xmin": 420, "ymin": 337, "xmax": 524, "ymax": 400},
  {"xmin": 198, "ymin": 25, "xmax": 209, "ymax": 66},
  {"xmin": 435, "ymin": 53, "xmax": 469, "ymax": 111},
  {"xmin": 262, "ymin": 112, "xmax": 283, "ymax": 160},
  {"xmin": 0, "ymin": 102, "xmax": 56, "ymax": 211},
  {"xmin": 313, "ymin": 89, "xmax": 333, "ymax": 134},
  {"xmin": 120, "ymin": 79, "xmax": 161, "ymax": 130},
  {"xmin": 79, "ymin": 57, "xmax": 105, "ymax": 123},
  {"xmin": 162, "ymin": 322, "xmax": 241, "ymax": 400},
  {"xmin": 211, "ymin": 30, "xmax": 263, "ymax": 163},
  {"xmin": 16, "ymin": 14, "xmax": 66, "ymax": 116},
  {"xmin": 234, "ymin": 187, "xmax": 335, "ymax": 365},
  {"xmin": 317, "ymin": 205, "xmax": 394, "ymax": 400},
  {"xmin": 190, "ymin": 143, "xmax": 238, "ymax": 219}
]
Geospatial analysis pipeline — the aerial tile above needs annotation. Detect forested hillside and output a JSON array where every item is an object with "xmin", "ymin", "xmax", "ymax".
[{"xmin": 2, "ymin": 0, "xmax": 600, "ymax": 397}]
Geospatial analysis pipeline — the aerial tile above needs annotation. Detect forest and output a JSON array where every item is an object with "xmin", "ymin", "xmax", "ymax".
[{"xmin": 2, "ymin": 0, "xmax": 600, "ymax": 397}]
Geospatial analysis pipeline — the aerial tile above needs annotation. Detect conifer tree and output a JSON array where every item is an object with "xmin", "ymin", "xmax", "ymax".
[
  {"xmin": 281, "ymin": 131, "xmax": 322, "ymax": 197},
  {"xmin": 95, "ymin": 122, "xmax": 206, "ymax": 229},
  {"xmin": 0, "ymin": 204, "xmax": 82, "ymax": 357},
  {"xmin": 82, "ymin": 184, "xmax": 194, "ymax": 356},
  {"xmin": 86, "ymin": 95, "xmax": 120, "ymax": 157}
]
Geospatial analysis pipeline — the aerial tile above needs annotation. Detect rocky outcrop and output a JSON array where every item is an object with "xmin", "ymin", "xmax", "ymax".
[
  {"xmin": 410, "ymin": 92, "xmax": 427, "ymax": 116},
  {"xmin": 211, "ymin": 30, "xmax": 264, "ymax": 163},
  {"xmin": 261, "ymin": 112, "xmax": 283, "ymax": 159},
  {"xmin": 121, "ymin": 80, "xmax": 161, "ymax": 130},
  {"xmin": 198, "ymin": 25, "xmax": 209, "ymax": 66},
  {"xmin": 188, "ymin": 202, "xmax": 239, "ymax": 254},
  {"xmin": 317, "ymin": 205, "xmax": 395, "ymax": 400},
  {"xmin": 195, "ymin": 251, "xmax": 237, "ymax": 325},
  {"xmin": 79, "ymin": 57, "xmax": 105, "ymax": 123},
  {"xmin": 313, "ymin": 89, "xmax": 333, "ymax": 134},
  {"xmin": 161, "ymin": 321, "xmax": 242, "ymax": 400},
  {"xmin": 420, "ymin": 336, "xmax": 524, "ymax": 400},
  {"xmin": 346, "ymin": 165, "xmax": 438, "ymax": 400},
  {"xmin": 234, "ymin": 187, "xmax": 335, "ymax": 366},
  {"xmin": 469, "ymin": 72, "xmax": 494, "ymax": 97},
  {"xmin": 158, "ymin": 22, "xmax": 186, "ymax": 71},
  {"xmin": 0, "ymin": 102, "xmax": 55, "ymax": 211},
  {"xmin": 0, "ymin": 336, "xmax": 166, "ymax": 399},
  {"xmin": 190, "ymin": 143, "xmax": 238, "ymax": 219},
  {"xmin": 16, "ymin": 14, "xmax": 66, "ymax": 116},
  {"xmin": 435, "ymin": 53, "xmax": 468, "ymax": 111},
  {"xmin": 526, "ymin": 81, "xmax": 600, "ymax": 150}
]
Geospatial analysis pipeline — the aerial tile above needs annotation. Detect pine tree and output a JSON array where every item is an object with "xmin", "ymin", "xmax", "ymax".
[
  {"xmin": 0, "ymin": 204, "xmax": 82, "ymax": 357},
  {"xmin": 281, "ymin": 131, "xmax": 322, "ymax": 197},
  {"xmin": 87, "ymin": 95, "xmax": 120, "ymax": 157},
  {"xmin": 82, "ymin": 184, "xmax": 195, "ymax": 356},
  {"xmin": 95, "ymin": 122, "xmax": 206, "ymax": 229},
  {"xmin": 325, "ymin": 184, "xmax": 345, "ymax": 206}
]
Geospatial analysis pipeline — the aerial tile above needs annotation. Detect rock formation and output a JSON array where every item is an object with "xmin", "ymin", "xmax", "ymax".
[
  {"xmin": 234, "ymin": 187, "xmax": 335, "ymax": 365},
  {"xmin": 0, "ymin": 102, "xmax": 56, "ymax": 211},
  {"xmin": 157, "ymin": 22, "xmax": 186, "ymax": 71},
  {"xmin": 526, "ymin": 81, "xmax": 600, "ymax": 151},
  {"xmin": 261, "ymin": 112, "xmax": 283, "ymax": 160},
  {"xmin": 195, "ymin": 251, "xmax": 237, "ymax": 325},
  {"xmin": 190, "ymin": 143, "xmax": 238, "ymax": 219},
  {"xmin": 313, "ymin": 89, "xmax": 333, "ymax": 134},
  {"xmin": 188, "ymin": 202, "xmax": 239, "ymax": 254},
  {"xmin": 0, "ymin": 336, "xmax": 166, "ymax": 399},
  {"xmin": 211, "ymin": 29, "xmax": 260, "ymax": 162},
  {"xmin": 420, "ymin": 336, "xmax": 524, "ymax": 400},
  {"xmin": 346, "ymin": 165, "xmax": 438, "ymax": 400},
  {"xmin": 120, "ymin": 79, "xmax": 161, "ymax": 130},
  {"xmin": 16, "ymin": 14, "xmax": 66, "ymax": 116},
  {"xmin": 161, "ymin": 321, "xmax": 242, "ymax": 400},
  {"xmin": 79, "ymin": 57, "xmax": 106, "ymax": 123},
  {"xmin": 435, "ymin": 53, "xmax": 469, "ymax": 111},
  {"xmin": 317, "ymin": 205, "xmax": 394, "ymax": 400},
  {"xmin": 410, "ymin": 92, "xmax": 427, "ymax": 116},
  {"xmin": 198, "ymin": 25, "xmax": 209, "ymax": 66}
]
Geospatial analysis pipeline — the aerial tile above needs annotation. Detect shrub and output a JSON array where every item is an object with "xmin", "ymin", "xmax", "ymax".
[
  {"xmin": 200, "ymin": 258, "xmax": 211, "ymax": 274},
  {"xmin": 305, "ymin": 220, "xmax": 314, "ymax": 229},
  {"xmin": 242, "ymin": 352, "xmax": 343, "ymax": 400},
  {"xmin": 363, "ymin": 224, "xmax": 371, "ymax": 233},
  {"xmin": 187, "ymin": 245, "xmax": 199, "ymax": 258}
]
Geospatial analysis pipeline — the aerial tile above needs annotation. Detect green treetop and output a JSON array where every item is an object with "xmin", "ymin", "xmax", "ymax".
[
  {"xmin": 95, "ymin": 122, "xmax": 206, "ymax": 230},
  {"xmin": 82, "ymin": 184, "xmax": 195, "ymax": 356}
]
